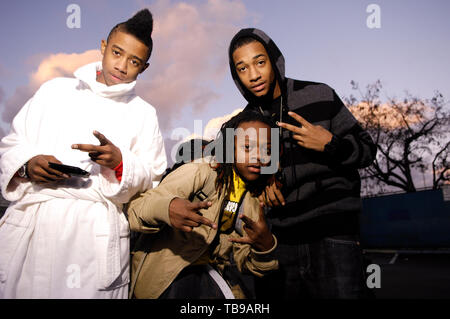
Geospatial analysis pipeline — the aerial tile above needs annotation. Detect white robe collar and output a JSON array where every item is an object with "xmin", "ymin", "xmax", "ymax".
[{"xmin": 74, "ymin": 61, "xmax": 136, "ymax": 98}]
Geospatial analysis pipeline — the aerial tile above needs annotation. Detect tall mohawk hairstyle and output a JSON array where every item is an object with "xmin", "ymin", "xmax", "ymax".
[{"xmin": 108, "ymin": 9, "xmax": 154, "ymax": 59}]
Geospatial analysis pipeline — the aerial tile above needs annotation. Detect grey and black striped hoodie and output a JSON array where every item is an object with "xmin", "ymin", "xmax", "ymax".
[{"xmin": 228, "ymin": 28, "xmax": 377, "ymax": 242}]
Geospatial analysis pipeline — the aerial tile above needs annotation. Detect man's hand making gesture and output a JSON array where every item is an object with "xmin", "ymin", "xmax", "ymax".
[
  {"xmin": 259, "ymin": 112, "xmax": 334, "ymax": 208},
  {"xmin": 277, "ymin": 111, "xmax": 333, "ymax": 152},
  {"xmin": 229, "ymin": 203, "xmax": 275, "ymax": 252},
  {"xmin": 168, "ymin": 198, "xmax": 217, "ymax": 232},
  {"xmin": 229, "ymin": 203, "xmax": 275, "ymax": 251},
  {"xmin": 72, "ymin": 130, "xmax": 122, "ymax": 169}
]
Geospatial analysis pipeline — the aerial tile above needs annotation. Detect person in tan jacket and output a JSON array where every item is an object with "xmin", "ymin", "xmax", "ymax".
[{"xmin": 127, "ymin": 110, "xmax": 279, "ymax": 299}]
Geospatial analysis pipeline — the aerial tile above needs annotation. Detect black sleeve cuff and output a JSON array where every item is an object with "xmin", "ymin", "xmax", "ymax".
[{"xmin": 324, "ymin": 135, "xmax": 353, "ymax": 162}]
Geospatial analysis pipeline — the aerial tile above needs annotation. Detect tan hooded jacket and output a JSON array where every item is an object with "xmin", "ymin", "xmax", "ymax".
[{"xmin": 127, "ymin": 160, "xmax": 278, "ymax": 299}]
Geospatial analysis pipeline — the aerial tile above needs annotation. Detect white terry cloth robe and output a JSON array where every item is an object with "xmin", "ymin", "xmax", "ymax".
[{"xmin": 0, "ymin": 62, "xmax": 167, "ymax": 299}]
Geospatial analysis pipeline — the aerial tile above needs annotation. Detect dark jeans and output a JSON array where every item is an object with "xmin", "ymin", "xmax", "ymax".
[
  {"xmin": 159, "ymin": 265, "xmax": 225, "ymax": 299},
  {"xmin": 255, "ymin": 235, "xmax": 373, "ymax": 299}
]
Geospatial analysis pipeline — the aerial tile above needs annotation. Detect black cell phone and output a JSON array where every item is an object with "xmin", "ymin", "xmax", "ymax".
[{"xmin": 48, "ymin": 162, "xmax": 90, "ymax": 177}]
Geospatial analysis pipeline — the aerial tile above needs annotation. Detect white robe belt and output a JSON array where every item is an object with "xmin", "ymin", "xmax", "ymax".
[{"xmin": 7, "ymin": 187, "xmax": 125, "ymax": 289}]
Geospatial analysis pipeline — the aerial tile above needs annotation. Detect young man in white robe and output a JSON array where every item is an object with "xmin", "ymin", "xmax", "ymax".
[{"xmin": 0, "ymin": 9, "xmax": 167, "ymax": 299}]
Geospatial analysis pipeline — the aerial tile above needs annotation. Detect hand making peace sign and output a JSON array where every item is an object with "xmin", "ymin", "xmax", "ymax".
[
  {"xmin": 229, "ymin": 202, "xmax": 275, "ymax": 252},
  {"xmin": 277, "ymin": 111, "xmax": 333, "ymax": 152},
  {"xmin": 71, "ymin": 130, "xmax": 122, "ymax": 169}
]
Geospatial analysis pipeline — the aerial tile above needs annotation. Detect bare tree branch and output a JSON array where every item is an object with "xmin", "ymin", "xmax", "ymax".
[{"xmin": 347, "ymin": 81, "xmax": 450, "ymax": 195}]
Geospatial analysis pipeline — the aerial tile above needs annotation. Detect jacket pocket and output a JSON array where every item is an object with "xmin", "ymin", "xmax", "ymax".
[
  {"xmin": 129, "ymin": 250, "xmax": 149, "ymax": 298},
  {"xmin": 323, "ymin": 235, "xmax": 360, "ymax": 246}
]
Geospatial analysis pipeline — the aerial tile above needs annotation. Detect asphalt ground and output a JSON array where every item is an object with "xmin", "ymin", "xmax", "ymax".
[{"xmin": 363, "ymin": 251, "xmax": 450, "ymax": 299}]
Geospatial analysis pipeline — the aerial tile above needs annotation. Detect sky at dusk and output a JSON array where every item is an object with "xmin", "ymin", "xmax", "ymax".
[{"xmin": 0, "ymin": 0, "xmax": 449, "ymax": 165}]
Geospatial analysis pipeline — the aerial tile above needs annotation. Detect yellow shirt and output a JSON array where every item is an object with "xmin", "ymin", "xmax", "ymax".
[
  {"xmin": 193, "ymin": 169, "xmax": 247, "ymax": 265},
  {"xmin": 219, "ymin": 170, "xmax": 247, "ymax": 234}
]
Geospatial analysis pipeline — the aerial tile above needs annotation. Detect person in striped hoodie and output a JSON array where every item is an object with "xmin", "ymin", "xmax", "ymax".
[{"xmin": 228, "ymin": 28, "xmax": 377, "ymax": 299}]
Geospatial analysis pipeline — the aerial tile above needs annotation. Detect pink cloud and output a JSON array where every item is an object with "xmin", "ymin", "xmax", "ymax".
[
  {"xmin": 136, "ymin": 0, "xmax": 248, "ymax": 131},
  {"xmin": 29, "ymin": 50, "xmax": 102, "ymax": 87},
  {"xmin": 203, "ymin": 108, "xmax": 243, "ymax": 140},
  {"xmin": 2, "ymin": 0, "xmax": 249, "ymax": 137},
  {"xmin": 182, "ymin": 108, "xmax": 243, "ymax": 142},
  {"xmin": 348, "ymin": 101, "xmax": 427, "ymax": 130},
  {"xmin": 1, "ymin": 50, "xmax": 102, "ymax": 125}
]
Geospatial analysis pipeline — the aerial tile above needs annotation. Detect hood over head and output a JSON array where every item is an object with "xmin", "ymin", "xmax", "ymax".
[{"xmin": 228, "ymin": 28, "xmax": 286, "ymax": 106}]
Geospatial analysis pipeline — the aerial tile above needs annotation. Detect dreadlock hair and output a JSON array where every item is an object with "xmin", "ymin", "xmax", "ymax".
[
  {"xmin": 107, "ymin": 9, "xmax": 154, "ymax": 60},
  {"xmin": 211, "ymin": 110, "xmax": 277, "ymax": 197},
  {"xmin": 230, "ymin": 36, "xmax": 259, "ymax": 55}
]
